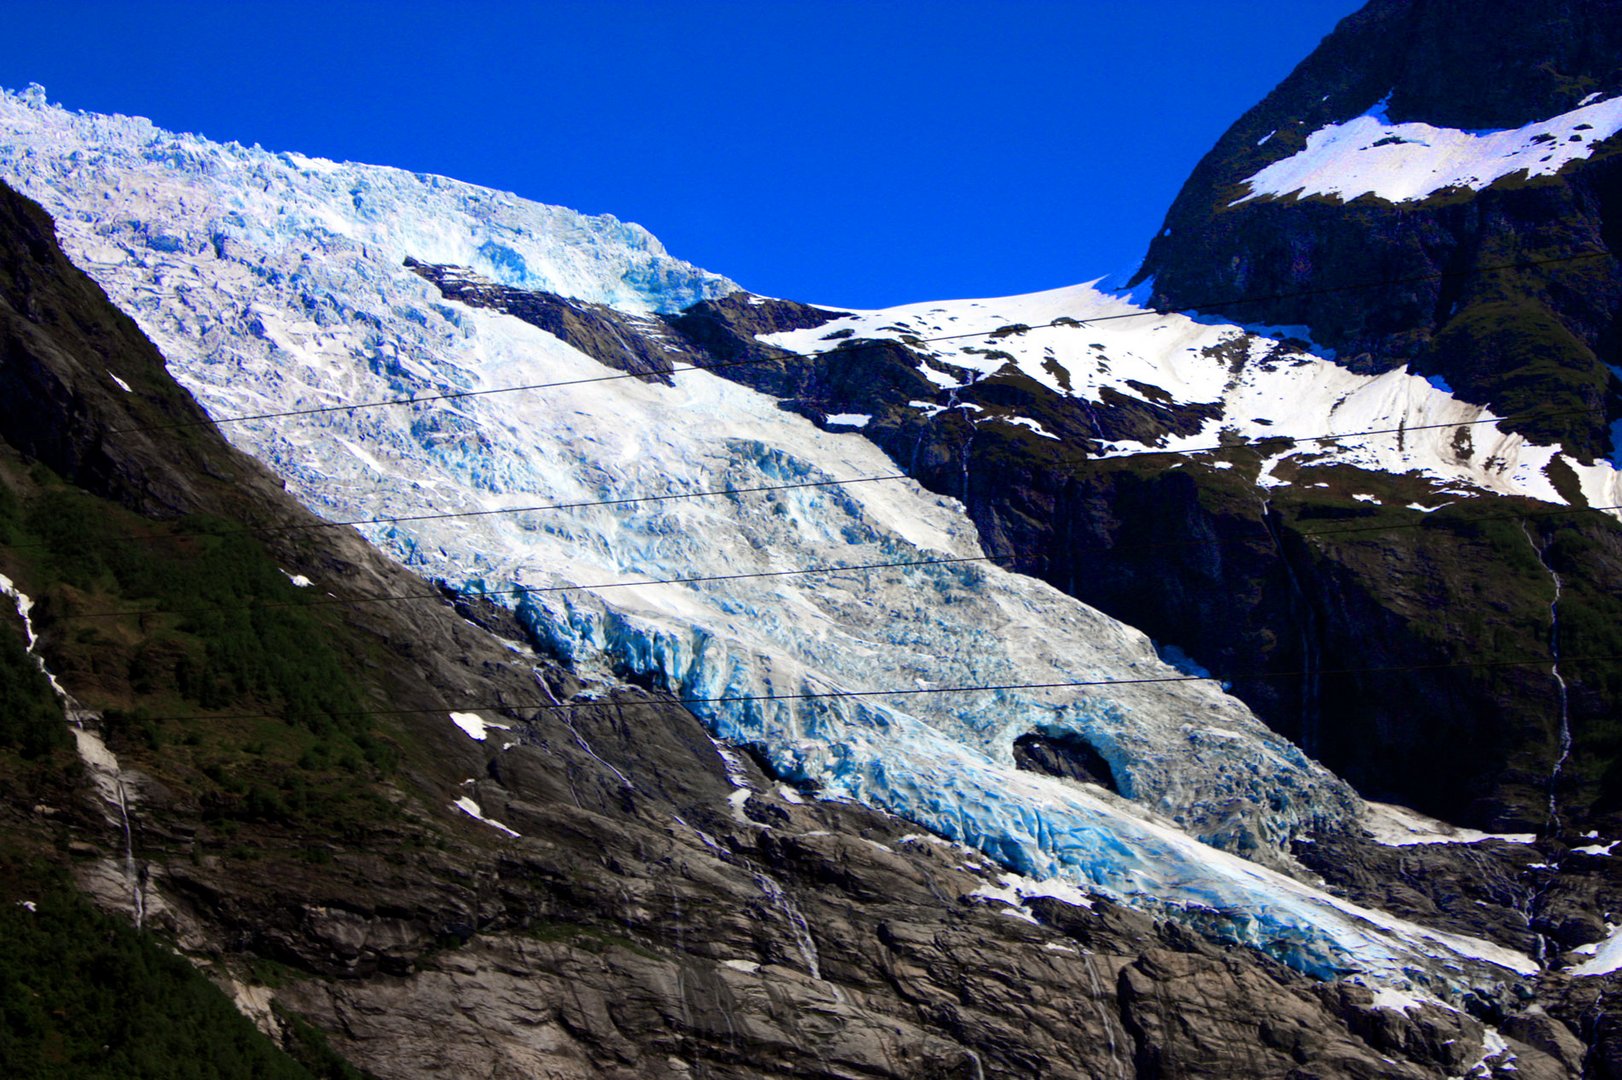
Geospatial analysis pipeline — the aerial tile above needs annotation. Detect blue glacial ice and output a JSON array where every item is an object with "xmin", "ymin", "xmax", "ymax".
[{"xmin": 0, "ymin": 85, "xmax": 1541, "ymax": 990}]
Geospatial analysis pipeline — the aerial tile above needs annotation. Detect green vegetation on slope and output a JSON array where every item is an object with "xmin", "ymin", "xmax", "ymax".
[
  {"xmin": 0, "ymin": 456, "xmax": 404, "ymax": 845},
  {"xmin": 0, "ymin": 859, "xmax": 339, "ymax": 1080},
  {"xmin": 0, "ymin": 599, "xmax": 70, "ymax": 761}
]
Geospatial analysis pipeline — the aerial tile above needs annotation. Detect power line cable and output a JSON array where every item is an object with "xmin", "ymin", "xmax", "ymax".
[
  {"xmin": 14, "ymin": 251, "xmax": 1614, "ymax": 572},
  {"xmin": 1063, "ymin": 404, "xmax": 1606, "ymax": 462},
  {"xmin": 263, "ymin": 472, "xmax": 908, "ymax": 536},
  {"xmin": 0, "ymin": 471, "xmax": 908, "ymax": 552},
  {"xmin": 1300, "ymin": 501, "xmax": 1622, "ymax": 539},
  {"xmin": 57, "ymin": 549, "xmax": 1039, "ymax": 621},
  {"xmin": 1074, "ymin": 249, "xmax": 1614, "ymax": 326},
  {"xmin": 107, "ymin": 319, "xmax": 1040, "ymax": 436},
  {"xmin": 19, "ymin": 398, "xmax": 1616, "ymax": 555},
  {"xmin": 54, "ymin": 254, "xmax": 1614, "ymax": 554},
  {"xmin": 106, "ymin": 249, "xmax": 1614, "ymax": 435},
  {"xmin": 104, "ymin": 650, "xmax": 1622, "ymax": 727},
  {"xmin": 44, "ymin": 501, "xmax": 1622, "ymax": 625},
  {"xmin": 28, "ymin": 251, "xmax": 1621, "ymax": 754}
]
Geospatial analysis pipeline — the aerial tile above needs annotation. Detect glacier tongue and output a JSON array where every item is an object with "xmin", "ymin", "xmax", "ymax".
[{"xmin": 0, "ymin": 86, "xmax": 1539, "ymax": 988}]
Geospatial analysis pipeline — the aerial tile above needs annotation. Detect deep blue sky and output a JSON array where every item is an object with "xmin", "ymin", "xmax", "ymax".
[{"xmin": 3, "ymin": 1, "xmax": 1359, "ymax": 308}]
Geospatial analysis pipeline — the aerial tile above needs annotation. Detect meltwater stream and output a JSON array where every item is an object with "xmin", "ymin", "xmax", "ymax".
[
  {"xmin": 1, "ymin": 574, "xmax": 145, "ymax": 926},
  {"xmin": 1522, "ymin": 523, "xmax": 1572, "ymax": 832}
]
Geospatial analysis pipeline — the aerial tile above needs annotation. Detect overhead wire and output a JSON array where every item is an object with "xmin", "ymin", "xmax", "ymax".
[
  {"xmin": 44, "ymin": 248, "xmax": 1613, "ymax": 554},
  {"xmin": 1055, "ymin": 403, "xmax": 1607, "ymax": 461},
  {"xmin": 13, "ymin": 246, "xmax": 1620, "ymax": 713},
  {"xmin": 14, "ymin": 397, "xmax": 1614, "ymax": 554},
  {"xmin": 43, "ymin": 501, "xmax": 1622, "ymax": 626},
  {"xmin": 106, "ymin": 314, "xmax": 1052, "ymax": 435},
  {"xmin": 1299, "ymin": 500, "xmax": 1622, "ymax": 539},
  {"xmin": 1071, "ymin": 249, "xmax": 1615, "ymax": 326},
  {"xmin": 57, "ymin": 549, "xmax": 1040, "ymax": 621},
  {"xmin": 6, "ymin": 193, "xmax": 1616, "ymax": 888},
  {"xmin": 0, "ymin": 471, "xmax": 909, "ymax": 552},
  {"xmin": 105, "ymin": 249, "xmax": 1614, "ymax": 435},
  {"xmin": 101, "ymin": 650, "xmax": 1622, "ymax": 728}
]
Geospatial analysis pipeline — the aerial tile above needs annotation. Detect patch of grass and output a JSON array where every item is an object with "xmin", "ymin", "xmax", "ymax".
[
  {"xmin": 1426, "ymin": 297, "xmax": 1609, "ymax": 456},
  {"xmin": 0, "ymin": 614, "xmax": 69, "ymax": 759}
]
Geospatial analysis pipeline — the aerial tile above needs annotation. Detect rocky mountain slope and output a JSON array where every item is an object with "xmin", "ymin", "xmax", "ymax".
[
  {"xmin": 2, "ymin": 177, "xmax": 1590, "ymax": 1078},
  {"xmin": 6, "ymin": 0, "xmax": 1622, "ymax": 1072},
  {"xmin": 0, "ymin": 81, "xmax": 1527, "ymax": 991},
  {"xmin": 404, "ymin": 236, "xmax": 1622, "ymax": 841},
  {"xmin": 1137, "ymin": 0, "xmax": 1622, "ymax": 459},
  {"xmin": 1115, "ymin": 0, "xmax": 1622, "ymax": 834}
]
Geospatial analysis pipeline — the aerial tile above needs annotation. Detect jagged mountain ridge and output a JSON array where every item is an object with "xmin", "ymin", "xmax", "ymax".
[
  {"xmin": 1137, "ymin": 0, "xmax": 1622, "ymax": 461},
  {"xmin": 1112, "ymin": 0, "xmax": 1622, "ymax": 832}
]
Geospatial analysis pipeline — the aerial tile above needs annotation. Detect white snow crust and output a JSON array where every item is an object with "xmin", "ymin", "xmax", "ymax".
[
  {"xmin": 0, "ymin": 85, "xmax": 1545, "ymax": 989},
  {"xmin": 761, "ymin": 283, "xmax": 1622, "ymax": 510},
  {"xmin": 449, "ymin": 712, "xmax": 495, "ymax": 741},
  {"xmin": 1363, "ymin": 801, "xmax": 1536, "ymax": 848},
  {"xmin": 1572, "ymin": 924, "xmax": 1622, "ymax": 976},
  {"xmin": 1235, "ymin": 93, "xmax": 1622, "ymax": 205},
  {"xmin": 451, "ymin": 795, "xmax": 521, "ymax": 838}
]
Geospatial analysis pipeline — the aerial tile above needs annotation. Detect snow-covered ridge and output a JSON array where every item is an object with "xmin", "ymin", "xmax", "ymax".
[
  {"xmin": 759, "ymin": 282, "xmax": 1622, "ymax": 510},
  {"xmin": 1234, "ymin": 91, "xmax": 1622, "ymax": 206},
  {"xmin": 0, "ymin": 86, "xmax": 1544, "ymax": 988},
  {"xmin": 0, "ymin": 84, "xmax": 735, "ymax": 313}
]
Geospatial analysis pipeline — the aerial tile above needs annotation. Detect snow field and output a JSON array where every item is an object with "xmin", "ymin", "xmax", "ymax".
[{"xmin": 1234, "ymin": 92, "xmax": 1622, "ymax": 206}]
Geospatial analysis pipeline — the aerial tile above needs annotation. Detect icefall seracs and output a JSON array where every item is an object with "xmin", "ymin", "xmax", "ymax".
[{"xmin": 0, "ymin": 85, "xmax": 1540, "ymax": 986}]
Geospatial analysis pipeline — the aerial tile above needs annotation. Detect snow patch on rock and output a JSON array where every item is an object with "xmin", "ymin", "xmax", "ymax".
[
  {"xmin": 1234, "ymin": 92, "xmax": 1622, "ymax": 205},
  {"xmin": 451, "ymin": 795, "xmax": 521, "ymax": 838},
  {"xmin": 449, "ymin": 712, "xmax": 509, "ymax": 742},
  {"xmin": 1363, "ymin": 801, "xmax": 1536, "ymax": 847},
  {"xmin": 759, "ymin": 281, "xmax": 1620, "ymax": 509}
]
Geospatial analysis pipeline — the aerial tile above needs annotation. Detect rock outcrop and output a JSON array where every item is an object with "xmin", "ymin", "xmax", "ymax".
[{"xmin": 1136, "ymin": 0, "xmax": 1622, "ymax": 458}]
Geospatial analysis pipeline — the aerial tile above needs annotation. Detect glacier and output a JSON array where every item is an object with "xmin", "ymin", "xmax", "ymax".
[
  {"xmin": 0, "ymin": 85, "xmax": 1548, "ymax": 989},
  {"xmin": 0, "ymin": 83, "xmax": 734, "ymax": 314}
]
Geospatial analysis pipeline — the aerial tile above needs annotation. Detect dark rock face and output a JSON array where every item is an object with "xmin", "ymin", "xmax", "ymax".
[
  {"xmin": 404, "ymin": 257, "xmax": 690, "ymax": 383},
  {"xmin": 1135, "ymin": 0, "xmax": 1622, "ymax": 458},
  {"xmin": 9, "ymin": 181, "xmax": 1584, "ymax": 1077},
  {"xmin": 1014, "ymin": 731, "xmax": 1121, "ymax": 792},
  {"xmin": 1113, "ymin": 0, "xmax": 1622, "ymax": 833},
  {"xmin": 676, "ymin": 304, "xmax": 1622, "ymax": 837}
]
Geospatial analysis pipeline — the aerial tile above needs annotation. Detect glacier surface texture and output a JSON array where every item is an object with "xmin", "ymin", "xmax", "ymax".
[{"xmin": 0, "ymin": 85, "xmax": 1557, "ymax": 989}]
